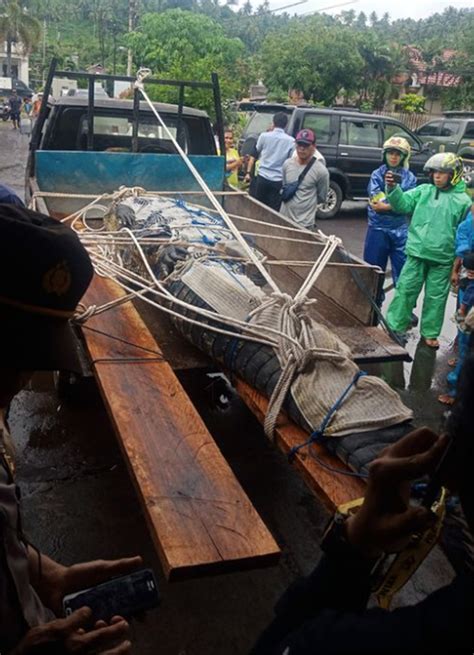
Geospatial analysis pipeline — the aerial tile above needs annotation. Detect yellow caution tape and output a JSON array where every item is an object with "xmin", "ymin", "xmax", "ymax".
[
  {"xmin": 372, "ymin": 487, "xmax": 446, "ymax": 609},
  {"xmin": 337, "ymin": 496, "xmax": 365, "ymax": 516}
]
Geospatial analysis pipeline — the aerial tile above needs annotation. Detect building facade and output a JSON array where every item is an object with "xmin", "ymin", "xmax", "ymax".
[{"xmin": 0, "ymin": 41, "xmax": 29, "ymax": 84}]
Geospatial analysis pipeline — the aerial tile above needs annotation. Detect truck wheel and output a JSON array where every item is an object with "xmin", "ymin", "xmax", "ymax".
[{"xmin": 316, "ymin": 180, "xmax": 343, "ymax": 220}]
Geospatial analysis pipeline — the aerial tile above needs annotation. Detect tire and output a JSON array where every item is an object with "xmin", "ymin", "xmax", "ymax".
[
  {"xmin": 316, "ymin": 180, "xmax": 343, "ymax": 219},
  {"xmin": 462, "ymin": 159, "xmax": 473, "ymax": 188}
]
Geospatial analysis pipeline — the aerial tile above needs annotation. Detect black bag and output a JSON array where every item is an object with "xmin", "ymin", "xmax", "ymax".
[{"xmin": 280, "ymin": 157, "xmax": 316, "ymax": 203}]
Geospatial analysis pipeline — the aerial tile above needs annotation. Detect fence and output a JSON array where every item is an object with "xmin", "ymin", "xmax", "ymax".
[{"xmin": 373, "ymin": 110, "xmax": 442, "ymax": 132}]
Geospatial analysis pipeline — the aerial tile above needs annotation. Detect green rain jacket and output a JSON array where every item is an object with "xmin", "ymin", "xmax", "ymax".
[{"xmin": 387, "ymin": 179, "xmax": 471, "ymax": 264}]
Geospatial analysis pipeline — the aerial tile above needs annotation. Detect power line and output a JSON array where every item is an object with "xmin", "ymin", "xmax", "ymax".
[{"xmin": 301, "ymin": 0, "xmax": 359, "ymax": 16}]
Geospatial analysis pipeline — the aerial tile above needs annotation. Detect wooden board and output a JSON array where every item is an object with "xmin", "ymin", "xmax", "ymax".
[
  {"xmin": 235, "ymin": 379, "xmax": 366, "ymax": 511},
  {"xmin": 80, "ymin": 276, "xmax": 280, "ymax": 579}
]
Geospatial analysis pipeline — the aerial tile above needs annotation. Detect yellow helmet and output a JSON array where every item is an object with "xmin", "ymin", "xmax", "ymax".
[
  {"xmin": 383, "ymin": 136, "xmax": 411, "ymax": 169},
  {"xmin": 423, "ymin": 152, "xmax": 464, "ymax": 187}
]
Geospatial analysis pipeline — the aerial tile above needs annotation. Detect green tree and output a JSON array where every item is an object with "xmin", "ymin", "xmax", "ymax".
[
  {"xmin": 127, "ymin": 9, "xmax": 245, "ymax": 115},
  {"xmin": 357, "ymin": 32, "xmax": 406, "ymax": 109},
  {"xmin": 394, "ymin": 93, "xmax": 426, "ymax": 113},
  {"xmin": 0, "ymin": 0, "xmax": 41, "ymax": 77},
  {"xmin": 260, "ymin": 18, "xmax": 364, "ymax": 105}
]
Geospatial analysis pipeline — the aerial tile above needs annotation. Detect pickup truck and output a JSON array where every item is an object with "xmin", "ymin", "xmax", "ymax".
[
  {"xmin": 415, "ymin": 111, "xmax": 474, "ymax": 183},
  {"xmin": 240, "ymin": 103, "xmax": 432, "ymax": 218},
  {"xmin": 26, "ymin": 64, "xmax": 407, "ymax": 581}
]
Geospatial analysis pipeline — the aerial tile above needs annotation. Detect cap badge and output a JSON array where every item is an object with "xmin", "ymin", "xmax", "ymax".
[{"xmin": 43, "ymin": 261, "xmax": 72, "ymax": 296}]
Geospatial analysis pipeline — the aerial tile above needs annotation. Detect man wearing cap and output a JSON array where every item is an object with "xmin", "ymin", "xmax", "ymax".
[
  {"xmin": 244, "ymin": 112, "xmax": 295, "ymax": 212},
  {"xmin": 280, "ymin": 128, "xmax": 329, "ymax": 229},
  {"xmin": 0, "ymin": 204, "xmax": 140, "ymax": 654}
]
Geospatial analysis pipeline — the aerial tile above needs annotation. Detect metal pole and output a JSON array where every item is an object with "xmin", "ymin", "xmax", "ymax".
[
  {"xmin": 176, "ymin": 83, "xmax": 184, "ymax": 149},
  {"xmin": 132, "ymin": 87, "xmax": 140, "ymax": 152},
  {"xmin": 211, "ymin": 72, "xmax": 225, "ymax": 158},
  {"xmin": 30, "ymin": 58, "xmax": 57, "ymax": 176},
  {"xmin": 87, "ymin": 76, "xmax": 95, "ymax": 150},
  {"xmin": 42, "ymin": 19, "xmax": 47, "ymax": 86}
]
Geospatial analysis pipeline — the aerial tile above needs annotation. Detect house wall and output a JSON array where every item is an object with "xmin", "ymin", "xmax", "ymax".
[{"xmin": 0, "ymin": 42, "xmax": 29, "ymax": 84}]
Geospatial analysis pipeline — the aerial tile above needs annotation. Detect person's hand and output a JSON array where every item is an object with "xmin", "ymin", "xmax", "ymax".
[
  {"xmin": 451, "ymin": 270, "xmax": 459, "ymax": 288},
  {"xmin": 244, "ymin": 172, "xmax": 251, "ymax": 183},
  {"xmin": 345, "ymin": 428, "xmax": 448, "ymax": 558},
  {"xmin": 36, "ymin": 556, "xmax": 143, "ymax": 616},
  {"xmin": 370, "ymin": 199, "xmax": 387, "ymax": 213},
  {"xmin": 11, "ymin": 608, "xmax": 131, "ymax": 654},
  {"xmin": 385, "ymin": 171, "xmax": 396, "ymax": 189}
]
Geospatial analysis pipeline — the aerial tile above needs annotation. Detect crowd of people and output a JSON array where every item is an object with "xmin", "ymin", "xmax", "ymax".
[
  {"xmin": 223, "ymin": 112, "xmax": 329, "ymax": 230},
  {"xmin": 2, "ymin": 90, "xmax": 43, "ymax": 130},
  {"xmin": 224, "ymin": 119, "xmax": 473, "ymax": 403}
]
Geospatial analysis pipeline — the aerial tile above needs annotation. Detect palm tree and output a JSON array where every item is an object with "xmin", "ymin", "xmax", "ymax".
[{"xmin": 0, "ymin": 0, "xmax": 41, "ymax": 78}]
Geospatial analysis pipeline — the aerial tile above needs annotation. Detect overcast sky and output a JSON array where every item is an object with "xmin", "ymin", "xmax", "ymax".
[{"xmin": 262, "ymin": 0, "xmax": 471, "ymax": 20}]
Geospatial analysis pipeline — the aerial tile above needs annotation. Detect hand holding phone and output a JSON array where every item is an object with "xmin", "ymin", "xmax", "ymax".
[
  {"xmin": 391, "ymin": 172, "xmax": 402, "ymax": 185},
  {"xmin": 63, "ymin": 568, "xmax": 160, "ymax": 623}
]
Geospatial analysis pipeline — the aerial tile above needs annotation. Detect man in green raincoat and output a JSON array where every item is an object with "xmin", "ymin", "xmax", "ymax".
[{"xmin": 385, "ymin": 153, "xmax": 471, "ymax": 348}]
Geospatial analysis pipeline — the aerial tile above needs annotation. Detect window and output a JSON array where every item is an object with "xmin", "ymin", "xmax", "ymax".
[
  {"xmin": 91, "ymin": 115, "xmax": 178, "ymax": 139},
  {"xmin": 417, "ymin": 121, "xmax": 441, "ymax": 136},
  {"xmin": 302, "ymin": 113, "xmax": 332, "ymax": 143},
  {"xmin": 78, "ymin": 113, "xmax": 186, "ymax": 152},
  {"xmin": 464, "ymin": 122, "xmax": 474, "ymax": 139},
  {"xmin": 383, "ymin": 122, "xmax": 419, "ymax": 149},
  {"xmin": 244, "ymin": 111, "xmax": 283, "ymax": 136},
  {"xmin": 440, "ymin": 120, "xmax": 461, "ymax": 137},
  {"xmin": 340, "ymin": 119, "xmax": 380, "ymax": 147}
]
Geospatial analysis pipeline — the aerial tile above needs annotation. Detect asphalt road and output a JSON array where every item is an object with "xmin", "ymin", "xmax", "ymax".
[{"xmin": 0, "ymin": 120, "xmax": 458, "ymax": 654}]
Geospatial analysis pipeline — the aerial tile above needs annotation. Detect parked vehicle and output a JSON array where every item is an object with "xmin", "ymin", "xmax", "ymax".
[
  {"xmin": 0, "ymin": 77, "xmax": 34, "ymax": 100},
  {"xmin": 1, "ymin": 101, "xmax": 10, "ymax": 121},
  {"xmin": 27, "ymin": 95, "xmax": 216, "ymax": 164},
  {"xmin": 240, "ymin": 104, "xmax": 432, "ymax": 218},
  {"xmin": 415, "ymin": 112, "xmax": 474, "ymax": 183}
]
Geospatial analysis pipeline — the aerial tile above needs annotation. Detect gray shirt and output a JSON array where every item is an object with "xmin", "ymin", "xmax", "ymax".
[
  {"xmin": 256, "ymin": 128, "xmax": 295, "ymax": 182},
  {"xmin": 280, "ymin": 157, "xmax": 330, "ymax": 228}
]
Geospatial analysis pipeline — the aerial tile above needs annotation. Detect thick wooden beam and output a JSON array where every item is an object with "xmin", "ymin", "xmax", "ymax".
[
  {"xmin": 235, "ymin": 379, "xmax": 366, "ymax": 512},
  {"xmin": 80, "ymin": 276, "xmax": 280, "ymax": 579}
]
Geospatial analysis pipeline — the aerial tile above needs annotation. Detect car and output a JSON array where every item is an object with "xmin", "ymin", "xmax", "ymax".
[
  {"xmin": 0, "ymin": 78, "xmax": 34, "ymax": 100},
  {"xmin": 239, "ymin": 104, "xmax": 432, "ymax": 218},
  {"xmin": 415, "ymin": 112, "xmax": 474, "ymax": 183}
]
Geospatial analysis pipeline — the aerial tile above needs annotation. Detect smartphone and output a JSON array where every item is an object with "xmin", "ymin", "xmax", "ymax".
[
  {"xmin": 63, "ymin": 568, "xmax": 160, "ymax": 622},
  {"xmin": 421, "ymin": 436, "xmax": 453, "ymax": 509},
  {"xmin": 391, "ymin": 172, "xmax": 402, "ymax": 185}
]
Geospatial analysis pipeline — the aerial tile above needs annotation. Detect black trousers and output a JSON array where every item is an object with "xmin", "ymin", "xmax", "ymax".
[{"xmin": 252, "ymin": 175, "xmax": 282, "ymax": 212}]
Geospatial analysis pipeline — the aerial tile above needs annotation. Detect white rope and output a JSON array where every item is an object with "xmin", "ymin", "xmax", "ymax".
[
  {"xmin": 295, "ymin": 235, "xmax": 341, "ymax": 300},
  {"xmin": 134, "ymin": 68, "xmax": 280, "ymax": 293}
]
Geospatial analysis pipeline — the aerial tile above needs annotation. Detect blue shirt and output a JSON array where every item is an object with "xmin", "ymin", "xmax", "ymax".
[
  {"xmin": 256, "ymin": 128, "xmax": 295, "ymax": 182},
  {"xmin": 367, "ymin": 164, "xmax": 417, "ymax": 229},
  {"xmin": 455, "ymin": 211, "xmax": 474, "ymax": 257},
  {"xmin": 0, "ymin": 184, "xmax": 24, "ymax": 207}
]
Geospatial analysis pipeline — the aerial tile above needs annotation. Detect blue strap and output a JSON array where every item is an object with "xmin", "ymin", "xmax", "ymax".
[{"xmin": 288, "ymin": 370, "xmax": 367, "ymax": 462}]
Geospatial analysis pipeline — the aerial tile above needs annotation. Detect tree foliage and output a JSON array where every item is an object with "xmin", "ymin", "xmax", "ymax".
[
  {"xmin": 6, "ymin": 1, "xmax": 474, "ymax": 112},
  {"xmin": 260, "ymin": 17, "xmax": 365, "ymax": 105},
  {"xmin": 127, "ymin": 9, "xmax": 245, "ymax": 115},
  {"xmin": 0, "ymin": 0, "xmax": 42, "ymax": 76}
]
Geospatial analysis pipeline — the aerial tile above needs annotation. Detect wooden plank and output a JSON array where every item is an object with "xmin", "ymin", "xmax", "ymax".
[
  {"xmin": 336, "ymin": 327, "xmax": 410, "ymax": 363},
  {"xmin": 80, "ymin": 276, "xmax": 280, "ymax": 580},
  {"xmin": 235, "ymin": 379, "xmax": 366, "ymax": 512}
]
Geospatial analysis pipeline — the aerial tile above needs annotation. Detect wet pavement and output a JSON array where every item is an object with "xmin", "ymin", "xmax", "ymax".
[{"xmin": 0, "ymin": 120, "xmax": 459, "ymax": 654}]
